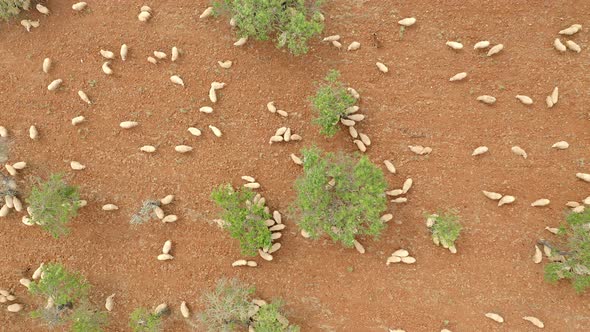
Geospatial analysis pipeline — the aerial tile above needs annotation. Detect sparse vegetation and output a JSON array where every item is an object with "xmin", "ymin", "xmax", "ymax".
[
  {"xmin": 211, "ymin": 184, "xmax": 272, "ymax": 256},
  {"xmin": 198, "ymin": 278, "xmax": 255, "ymax": 331},
  {"xmin": 310, "ymin": 70, "xmax": 358, "ymax": 137},
  {"xmin": 426, "ymin": 211, "xmax": 462, "ymax": 252},
  {"xmin": 0, "ymin": 0, "xmax": 27, "ymax": 21},
  {"xmin": 26, "ymin": 174, "xmax": 80, "ymax": 238},
  {"xmin": 544, "ymin": 209, "xmax": 590, "ymax": 293},
  {"xmin": 213, "ymin": 0, "xmax": 324, "ymax": 55},
  {"xmin": 251, "ymin": 300, "xmax": 300, "ymax": 332},
  {"xmin": 292, "ymin": 147, "xmax": 388, "ymax": 247},
  {"xmin": 29, "ymin": 263, "xmax": 107, "ymax": 331},
  {"xmin": 129, "ymin": 307, "xmax": 162, "ymax": 332},
  {"xmin": 130, "ymin": 199, "xmax": 161, "ymax": 224},
  {"xmin": 0, "ymin": 137, "xmax": 7, "ymax": 163}
]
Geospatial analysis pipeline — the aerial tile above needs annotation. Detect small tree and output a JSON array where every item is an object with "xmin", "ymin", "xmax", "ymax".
[
  {"xmin": 26, "ymin": 174, "xmax": 80, "ymax": 238},
  {"xmin": 426, "ymin": 211, "xmax": 462, "ymax": 253},
  {"xmin": 543, "ymin": 209, "xmax": 590, "ymax": 293},
  {"xmin": 310, "ymin": 70, "xmax": 358, "ymax": 137},
  {"xmin": 198, "ymin": 278, "xmax": 256, "ymax": 331},
  {"xmin": 292, "ymin": 147, "xmax": 388, "ymax": 247},
  {"xmin": 211, "ymin": 184, "xmax": 272, "ymax": 256},
  {"xmin": 29, "ymin": 263, "xmax": 107, "ymax": 331},
  {"xmin": 129, "ymin": 308, "xmax": 162, "ymax": 332},
  {"xmin": 252, "ymin": 300, "xmax": 300, "ymax": 332},
  {"xmin": 213, "ymin": 0, "xmax": 324, "ymax": 55},
  {"xmin": 0, "ymin": 0, "xmax": 27, "ymax": 21}
]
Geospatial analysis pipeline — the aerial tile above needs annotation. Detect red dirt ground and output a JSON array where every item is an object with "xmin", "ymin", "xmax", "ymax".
[{"xmin": 1, "ymin": 0, "xmax": 589, "ymax": 331}]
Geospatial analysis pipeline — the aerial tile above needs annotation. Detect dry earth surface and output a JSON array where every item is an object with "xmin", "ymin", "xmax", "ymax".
[{"xmin": 0, "ymin": 0, "xmax": 589, "ymax": 331}]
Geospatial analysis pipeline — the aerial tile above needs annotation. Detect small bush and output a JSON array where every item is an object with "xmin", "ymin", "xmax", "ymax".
[
  {"xmin": 29, "ymin": 263, "xmax": 90, "ymax": 309},
  {"xmin": 292, "ymin": 147, "xmax": 388, "ymax": 247},
  {"xmin": 0, "ymin": 0, "xmax": 27, "ymax": 21},
  {"xmin": 252, "ymin": 300, "xmax": 300, "ymax": 332},
  {"xmin": 310, "ymin": 70, "xmax": 358, "ymax": 137},
  {"xmin": 426, "ymin": 211, "xmax": 462, "ymax": 251},
  {"xmin": 543, "ymin": 209, "xmax": 590, "ymax": 293},
  {"xmin": 198, "ymin": 278, "xmax": 256, "ymax": 331},
  {"xmin": 70, "ymin": 306, "xmax": 108, "ymax": 332},
  {"xmin": 129, "ymin": 308, "xmax": 162, "ymax": 332},
  {"xmin": 26, "ymin": 174, "xmax": 80, "ymax": 238},
  {"xmin": 212, "ymin": 184, "xmax": 272, "ymax": 256},
  {"xmin": 29, "ymin": 263, "xmax": 107, "ymax": 331},
  {"xmin": 213, "ymin": 0, "xmax": 324, "ymax": 55},
  {"xmin": 130, "ymin": 199, "xmax": 161, "ymax": 224}
]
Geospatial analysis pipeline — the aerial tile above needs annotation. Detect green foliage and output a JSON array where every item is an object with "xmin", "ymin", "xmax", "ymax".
[
  {"xmin": 0, "ymin": 0, "xmax": 26, "ymax": 21},
  {"xmin": 310, "ymin": 70, "xmax": 357, "ymax": 137},
  {"xmin": 199, "ymin": 278, "xmax": 256, "ymax": 332},
  {"xmin": 544, "ymin": 209, "xmax": 590, "ymax": 293},
  {"xmin": 29, "ymin": 263, "xmax": 90, "ymax": 308},
  {"xmin": 252, "ymin": 300, "xmax": 300, "ymax": 332},
  {"xmin": 26, "ymin": 174, "xmax": 80, "ymax": 238},
  {"xmin": 70, "ymin": 306, "xmax": 108, "ymax": 332},
  {"xmin": 428, "ymin": 211, "xmax": 462, "ymax": 249},
  {"xmin": 292, "ymin": 147, "xmax": 388, "ymax": 247},
  {"xmin": 129, "ymin": 308, "xmax": 162, "ymax": 332},
  {"xmin": 211, "ymin": 184, "xmax": 272, "ymax": 256},
  {"xmin": 213, "ymin": 0, "xmax": 324, "ymax": 55}
]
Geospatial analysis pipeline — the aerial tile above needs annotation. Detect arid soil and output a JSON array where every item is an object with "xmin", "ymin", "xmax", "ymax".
[{"xmin": 1, "ymin": 0, "xmax": 589, "ymax": 331}]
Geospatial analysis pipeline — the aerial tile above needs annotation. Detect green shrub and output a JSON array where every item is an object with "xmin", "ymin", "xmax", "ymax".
[
  {"xmin": 292, "ymin": 147, "xmax": 388, "ymax": 247},
  {"xmin": 198, "ymin": 278, "xmax": 256, "ymax": 332},
  {"xmin": 28, "ymin": 263, "xmax": 106, "ymax": 331},
  {"xmin": 310, "ymin": 70, "xmax": 358, "ymax": 137},
  {"xmin": 544, "ymin": 209, "xmax": 590, "ymax": 293},
  {"xmin": 0, "ymin": 0, "xmax": 27, "ymax": 21},
  {"xmin": 426, "ymin": 211, "xmax": 462, "ymax": 251},
  {"xmin": 213, "ymin": 0, "xmax": 324, "ymax": 55},
  {"xmin": 70, "ymin": 306, "xmax": 108, "ymax": 332},
  {"xmin": 252, "ymin": 300, "xmax": 300, "ymax": 332},
  {"xmin": 26, "ymin": 174, "xmax": 80, "ymax": 238},
  {"xmin": 129, "ymin": 308, "xmax": 162, "ymax": 332},
  {"xmin": 211, "ymin": 184, "xmax": 272, "ymax": 256}
]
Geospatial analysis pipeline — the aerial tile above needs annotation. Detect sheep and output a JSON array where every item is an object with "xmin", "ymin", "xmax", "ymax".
[
  {"xmin": 42, "ymin": 58, "xmax": 51, "ymax": 73},
  {"xmin": 398, "ymin": 17, "xmax": 416, "ymax": 27},
  {"xmin": 105, "ymin": 294, "xmax": 115, "ymax": 312},
  {"xmin": 487, "ymin": 44, "xmax": 504, "ymax": 56},
  {"xmin": 376, "ymin": 62, "xmax": 389, "ymax": 73},
  {"xmin": 71, "ymin": 116, "xmax": 85, "ymax": 125},
  {"xmin": 70, "ymin": 161, "xmax": 86, "ymax": 170},
  {"xmin": 180, "ymin": 301, "xmax": 190, "ymax": 318},
  {"xmin": 522, "ymin": 316, "xmax": 544, "ymax": 328},
  {"xmin": 171, "ymin": 47, "xmax": 179, "ymax": 61},
  {"xmin": 476, "ymin": 95, "xmax": 496, "ymax": 104},
  {"xmin": 170, "ymin": 75, "xmax": 185, "ymax": 87},
  {"xmin": 566, "ymin": 40, "xmax": 581, "ymax": 53},
  {"xmin": 175, "ymin": 145, "xmax": 193, "ymax": 153},
  {"xmin": 139, "ymin": 146, "xmax": 156, "ymax": 153},
  {"xmin": 209, "ymin": 125, "xmax": 222, "ymax": 137},
  {"xmin": 199, "ymin": 7, "xmax": 213, "ymax": 19},
  {"xmin": 72, "ymin": 2, "xmax": 87, "ymax": 11},
  {"xmin": 78, "ymin": 90, "xmax": 91, "ymax": 104},
  {"xmin": 47, "ymin": 79, "xmax": 62, "ymax": 91},
  {"xmin": 445, "ymin": 41, "xmax": 463, "ymax": 50},
  {"xmin": 473, "ymin": 41, "xmax": 490, "ymax": 49},
  {"xmin": 102, "ymin": 62, "xmax": 113, "ymax": 75},
  {"xmin": 449, "ymin": 72, "xmax": 467, "ymax": 81},
  {"xmin": 322, "ymin": 35, "xmax": 340, "ymax": 42},
  {"xmin": 515, "ymin": 95, "xmax": 533, "ymax": 105},
  {"xmin": 218, "ymin": 60, "xmax": 232, "ymax": 69},
  {"xmin": 384, "ymin": 160, "xmax": 396, "ymax": 174},
  {"xmin": 120, "ymin": 44, "xmax": 128, "ymax": 60},
  {"xmin": 120, "ymin": 121, "xmax": 138, "ymax": 129},
  {"xmin": 100, "ymin": 50, "xmax": 115, "ymax": 59},
  {"xmin": 29, "ymin": 125, "xmax": 38, "ymax": 140},
  {"xmin": 472, "ymin": 146, "xmax": 489, "ymax": 156},
  {"xmin": 552, "ymin": 141, "xmax": 569, "ymax": 149},
  {"xmin": 234, "ymin": 37, "xmax": 248, "ymax": 46},
  {"xmin": 559, "ymin": 24, "xmax": 582, "ymax": 35},
  {"xmin": 485, "ymin": 313, "xmax": 504, "ymax": 323},
  {"xmin": 347, "ymin": 42, "xmax": 361, "ymax": 51},
  {"xmin": 511, "ymin": 146, "xmax": 528, "ymax": 159},
  {"xmin": 554, "ymin": 38, "xmax": 567, "ymax": 52}
]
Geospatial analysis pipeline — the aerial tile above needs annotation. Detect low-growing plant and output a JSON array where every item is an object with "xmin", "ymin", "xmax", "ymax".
[
  {"xmin": 129, "ymin": 307, "xmax": 162, "ymax": 332},
  {"xmin": 70, "ymin": 306, "xmax": 108, "ymax": 332},
  {"xmin": 252, "ymin": 300, "xmax": 300, "ymax": 332},
  {"xmin": 0, "ymin": 0, "xmax": 28, "ymax": 21},
  {"xmin": 212, "ymin": 184, "xmax": 272, "ymax": 256},
  {"xmin": 130, "ymin": 199, "xmax": 161, "ymax": 224},
  {"xmin": 198, "ymin": 278, "xmax": 256, "ymax": 331},
  {"xmin": 310, "ymin": 70, "xmax": 358, "ymax": 137},
  {"xmin": 426, "ymin": 211, "xmax": 462, "ymax": 252},
  {"xmin": 26, "ymin": 174, "xmax": 80, "ymax": 238},
  {"xmin": 292, "ymin": 147, "xmax": 388, "ymax": 247},
  {"xmin": 213, "ymin": 0, "xmax": 324, "ymax": 55},
  {"xmin": 29, "ymin": 263, "xmax": 107, "ymax": 331},
  {"xmin": 543, "ymin": 209, "xmax": 590, "ymax": 293}
]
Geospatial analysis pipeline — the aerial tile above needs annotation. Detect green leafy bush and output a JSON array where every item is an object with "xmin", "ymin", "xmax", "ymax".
[
  {"xmin": 0, "ymin": 0, "xmax": 27, "ymax": 21},
  {"xmin": 26, "ymin": 174, "xmax": 80, "ymax": 238},
  {"xmin": 129, "ymin": 308, "xmax": 162, "ymax": 332},
  {"xmin": 213, "ymin": 0, "xmax": 324, "ymax": 55},
  {"xmin": 544, "ymin": 209, "xmax": 590, "ymax": 293},
  {"xmin": 212, "ymin": 184, "xmax": 272, "ymax": 256},
  {"xmin": 29, "ymin": 263, "xmax": 107, "ymax": 331},
  {"xmin": 426, "ymin": 211, "xmax": 462, "ymax": 252},
  {"xmin": 70, "ymin": 306, "xmax": 108, "ymax": 332},
  {"xmin": 29, "ymin": 263, "xmax": 90, "ymax": 308},
  {"xmin": 292, "ymin": 147, "xmax": 388, "ymax": 247},
  {"xmin": 310, "ymin": 70, "xmax": 358, "ymax": 137},
  {"xmin": 198, "ymin": 278, "xmax": 256, "ymax": 332},
  {"xmin": 252, "ymin": 300, "xmax": 300, "ymax": 332}
]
